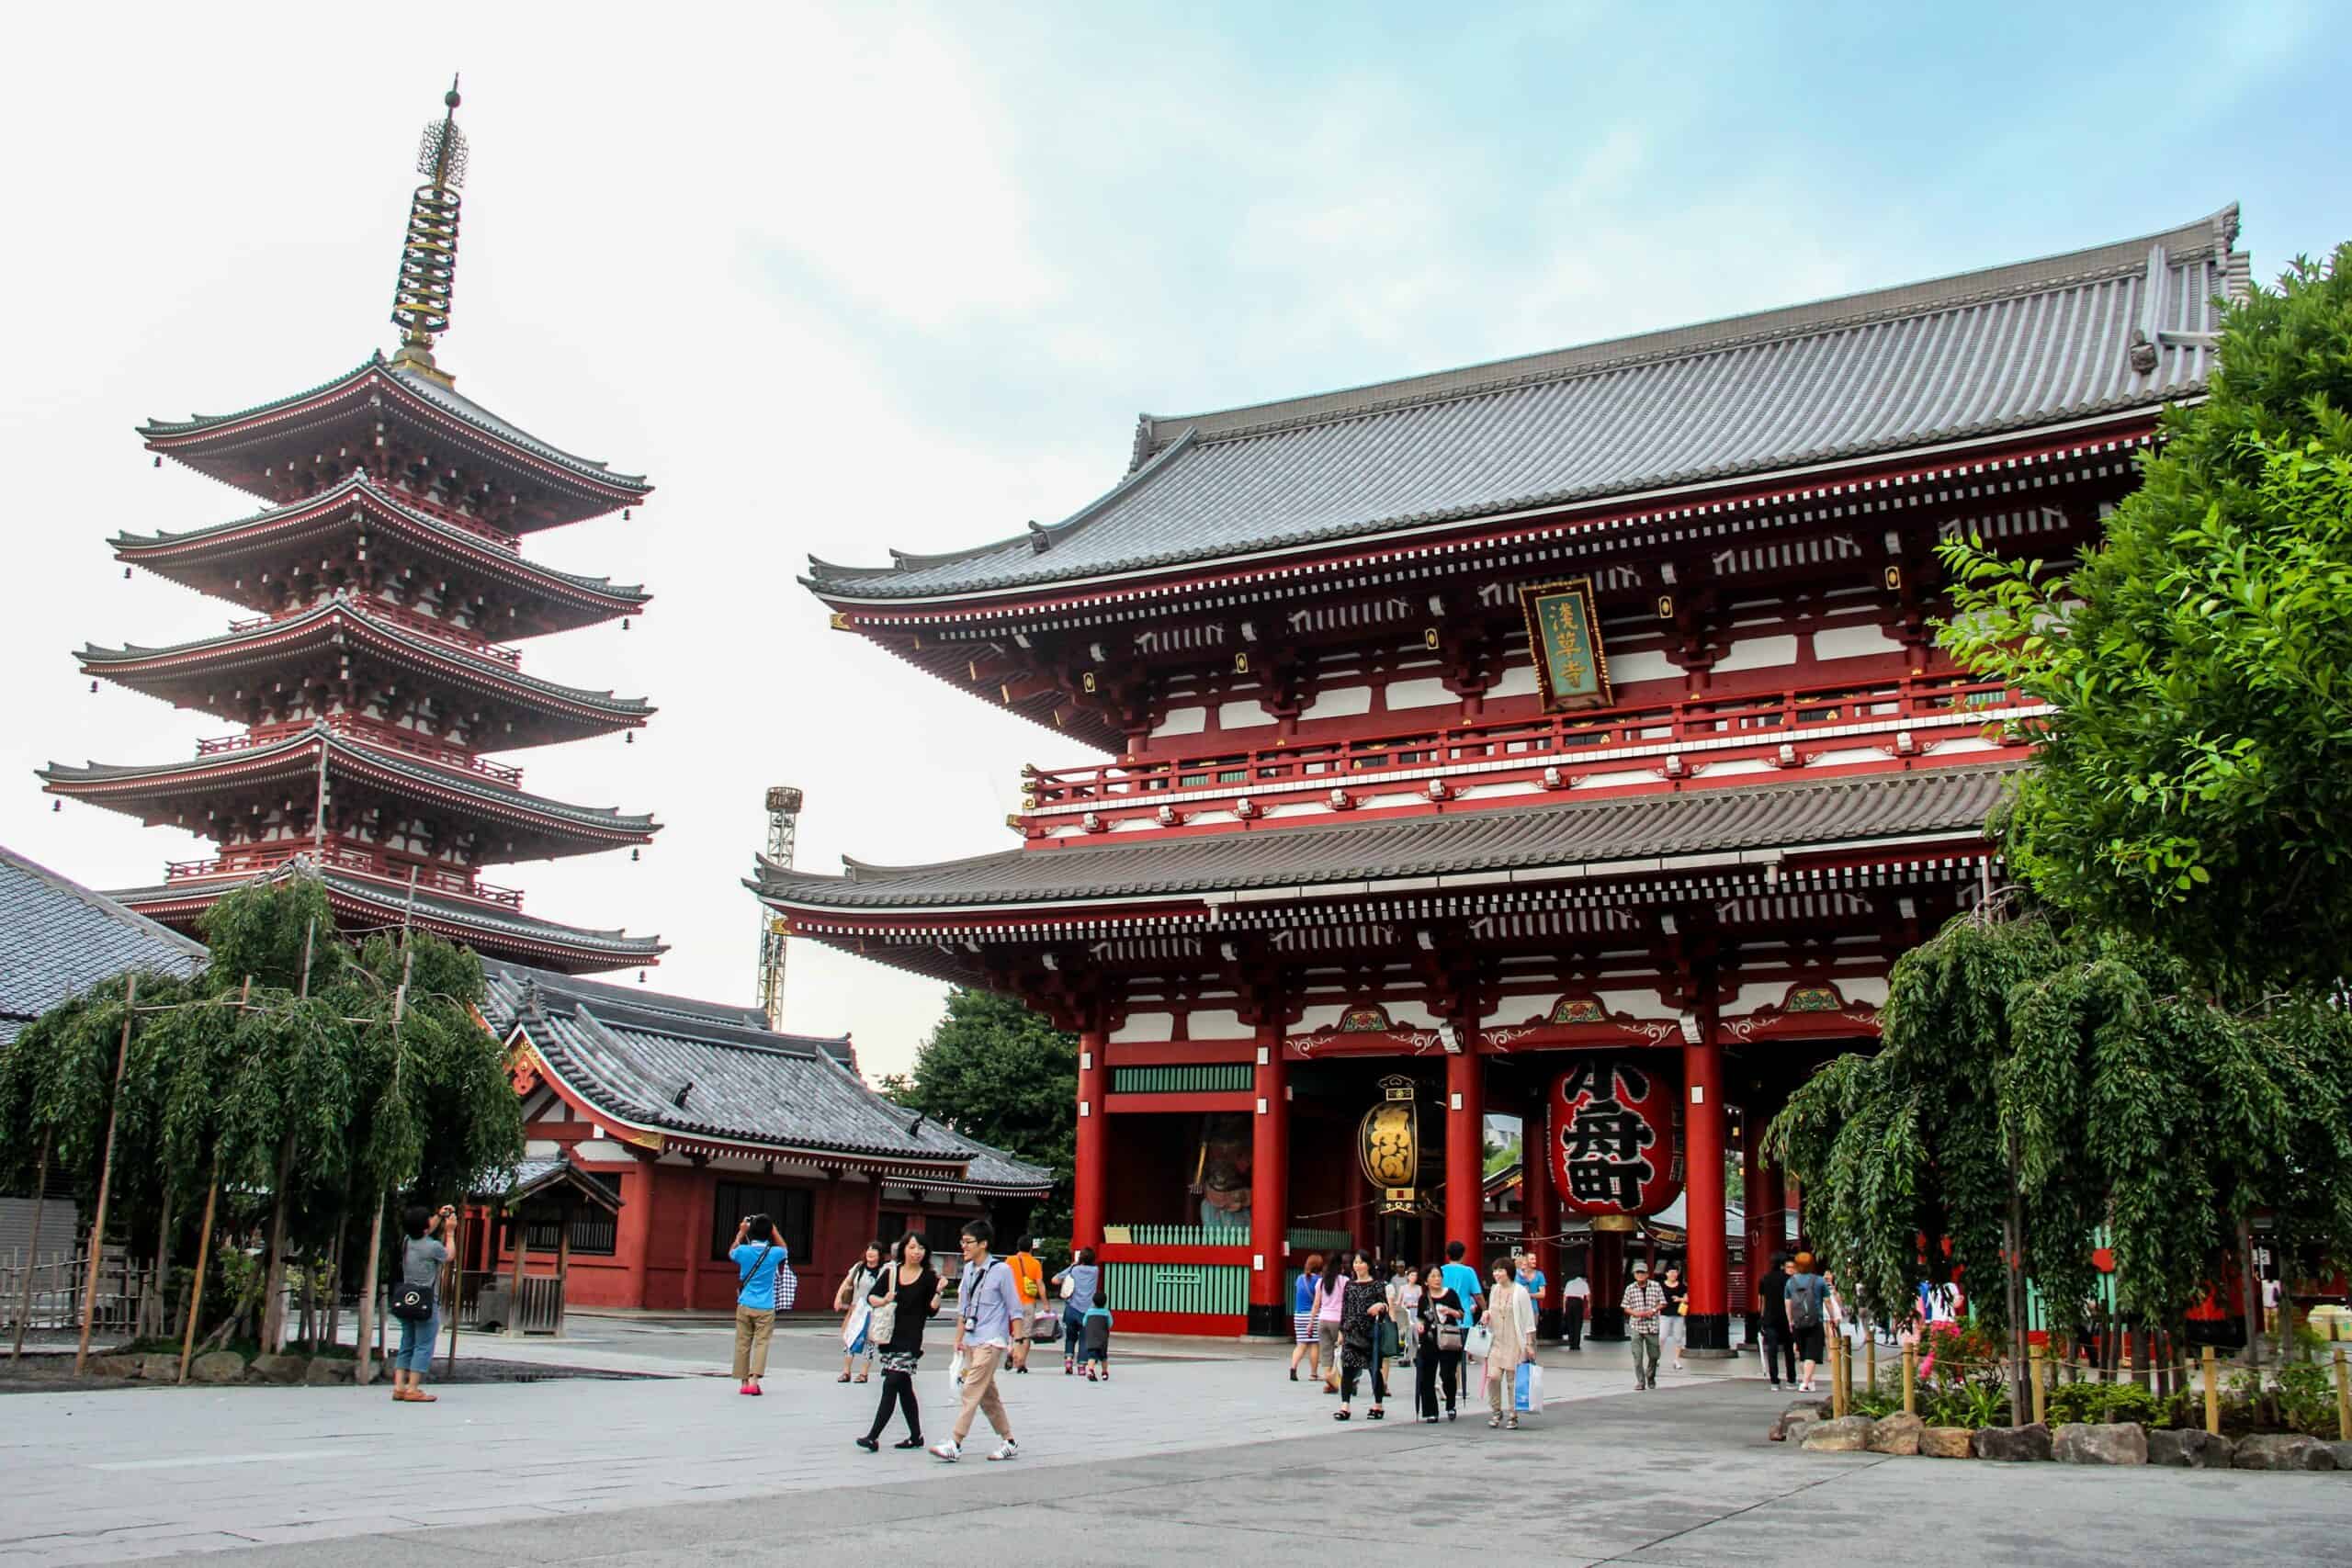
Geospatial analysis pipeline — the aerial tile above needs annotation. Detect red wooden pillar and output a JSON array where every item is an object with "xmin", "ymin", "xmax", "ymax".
[
  {"xmin": 1522, "ymin": 1087, "xmax": 1559, "ymax": 1337},
  {"xmin": 1444, "ymin": 1044, "xmax": 1484, "ymax": 1260},
  {"xmin": 1681, "ymin": 1018, "xmax": 1732, "ymax": 1354},
  {"xmin": 1741, "ymin": 1081, "xmax": 1786, "ymax": 1329},
  {"xmin": 677, "ymin": 1158, "xmax": 707, "ymax": 1311},
  {"xmin": 1073, "ymin": 1029, "xmax": 1109, "ymax": 1253},
  {"xmin": 1248, "ymin": 1021, "xmax": 1290, "ymax": 1337}
]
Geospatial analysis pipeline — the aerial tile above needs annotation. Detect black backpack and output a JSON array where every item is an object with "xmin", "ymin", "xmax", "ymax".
[{"xmin": 1787, "ymin": 1276, "xmax": 1824, "ymax": 1331}]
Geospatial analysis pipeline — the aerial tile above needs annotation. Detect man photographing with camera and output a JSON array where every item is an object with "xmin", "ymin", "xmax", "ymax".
[{"xmin": 931, "ymin": 1219, "xmax": 1022, "ymax": 1462}]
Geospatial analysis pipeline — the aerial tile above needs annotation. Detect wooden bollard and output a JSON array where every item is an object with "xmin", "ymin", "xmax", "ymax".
[
  {"xmin": 1866, "ymin": 1335, "xmax": 1877, "ymax": 1393},
  {"xmin": 2030, "ymin": 1343, "xmax": 2046, "ymax": 1427},
  {"xmin": 2202, "ymin": 1346, "xmax": 2221, "ymax": 1437},
  {"xmin": 2335, "ymin": 1348, "xmax": 2350, "ymax": 1443},
  {"xmin": 1903, "ymin": 1343, "xmax": 1917, "ymax": 1416}
]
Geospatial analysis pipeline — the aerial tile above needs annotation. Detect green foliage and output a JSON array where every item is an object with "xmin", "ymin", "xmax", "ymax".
[
  {"xmin": 2046, "ymin": 1378, "xmax": 2162, "ymax": 1427},
  {"xmin": 1770, "ymin": 907, "xmax": 2352, "ymax": 1347},
  {"xmin": 879, "ymin": 987, "xmax": 1076, "ymax": 1229},
  {"xmin": 1920, "ymin": 1381, "xmax": 2012, "ymax": 1430},
  {"xmin": 1939, "ymin": 245, "xmax": 2352, "ymax": 996},
  {"xmin": 0, "ymin": 873, "xmax": 523, "ymax": 1341},
  {"xmin": 1849, "ymin": 1384, "xmax": 1902, "ymax": 1419}
]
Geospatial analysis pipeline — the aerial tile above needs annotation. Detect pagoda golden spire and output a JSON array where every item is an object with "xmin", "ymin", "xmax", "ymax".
[{"xmin": 389, "ymin": 75, "xmax": 468, "ymax": 381}]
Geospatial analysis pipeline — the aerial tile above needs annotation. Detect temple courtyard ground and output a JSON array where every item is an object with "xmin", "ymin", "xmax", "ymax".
[{"xmin": 5, "ymin": 1321, "xmax": 2347, "ymax": 1564}]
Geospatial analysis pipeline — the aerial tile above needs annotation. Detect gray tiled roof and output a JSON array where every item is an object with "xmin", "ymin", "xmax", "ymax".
[
  {"xmin": 808, "ymin": 208, "xmax": 2245, "ymax": 602},
  {"xmin": 107, "ymin": 864, "xmax": 666, "ymax": 966},
  {"xmin": 481, "ymin": 963, "xmax": 1054, "ymax": 1193},
  {"xmin": 138, "ymin": 354, "xmax": 651, "ymax": 493},
  {"xmin": 77, "ymin": 596, "xmax": 655, "ymax": 722},
  {"xmin": 0, "ymin": 845, "xmax": 205, "ymax": 1043},
  {"xmin": 111, "ymin": 474, "xmax": 650, "ymax": 607},
  {"xmin": 40, "ymin": 728, "xmax": 659, "ymax": 841},
  {"xmin": 752, "ymin": 762, "xmax": 2013, "ymax": 911}
]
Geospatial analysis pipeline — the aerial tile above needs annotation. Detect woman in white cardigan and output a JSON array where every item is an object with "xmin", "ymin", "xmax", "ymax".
[{"xmin": 1482, "ymin": 1258, "xmax": 1537, "ymax": 1429}]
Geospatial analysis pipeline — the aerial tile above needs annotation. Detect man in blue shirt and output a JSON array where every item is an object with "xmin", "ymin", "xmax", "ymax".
[
  {"xmin": 1514, "ymin": 1250, "xmax": 1549, "ymax": 1332},
  {"xmin": 727, "ymin": 1213, "xmax": 794, "ymax": 1396},
  {"xmin": 933, "ymin": 1219, "xmax": 1023, "ymax": 1462},
  {"xmin": 1440, "ymin": 1239, "xmax": 1486, "ymax": 1322}
]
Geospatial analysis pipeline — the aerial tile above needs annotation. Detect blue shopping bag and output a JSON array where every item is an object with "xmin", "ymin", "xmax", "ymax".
[{"xmin": 1514, "ymin": 1359, "xmax": 1544, "ymax": 1414}]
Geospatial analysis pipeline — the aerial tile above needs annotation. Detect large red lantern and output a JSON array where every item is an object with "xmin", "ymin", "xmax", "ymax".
[{"xmin": 1549, "ymin": 1055, "xmax": 1682, "ymax": 1219}]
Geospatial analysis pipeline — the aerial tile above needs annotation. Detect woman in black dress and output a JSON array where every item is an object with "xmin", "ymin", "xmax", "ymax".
[
  {"xmin": 854, "ymin": 1233, "xmax": 944, "ymax": 1451},
  {"xmin": 1334, "ymin": 1251, "xmax": 1390, "ymax": 1422},
  {"xmin": 1415, "ymin": 1271, "xmax": 1466, "ymax": 1422}
]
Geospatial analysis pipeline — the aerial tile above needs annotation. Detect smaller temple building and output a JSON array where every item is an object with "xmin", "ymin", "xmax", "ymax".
[{"xmin": 481, "ymin": 964, "xmax": 1052, "ymax": 1311}]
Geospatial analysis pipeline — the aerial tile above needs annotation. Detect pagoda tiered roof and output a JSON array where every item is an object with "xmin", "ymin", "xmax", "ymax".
[
  {"xmin": 139, "ymin": 355, "xmax": 651, "ymax": 532},
  {"xmin": 111, "ymin": 474, "xmax": 649, "ymax": 635},
  {"xmin": 40, "ymin": 725, "xmax": 657, "ymax": 864},
  {"xmin": 754, "ymin": 761, "xmax": 2010, "ymax": 934},
  {"xmin": 110, "ymin": 860, "xmax": 667, "ymax": 974},
  {"xmin": 76, "ymin": 595, "xmax": 653, "ymax": 748},
  {"xmin": 481, "ymin": 963, "xmax": 1055, "ymax": 1191},
  {"xmin": 808, "ymin": 206, "xmax": 2245, "ymax": 606}
]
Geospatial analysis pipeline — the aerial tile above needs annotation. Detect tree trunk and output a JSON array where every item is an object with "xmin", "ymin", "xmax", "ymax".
[
  {"xmin": 259, "ymin": 1133, "xmax": 298, "ymax": 1352},
  {"xmin": 146, "ymin": 1186, "xmax": 175, "ymax": 1342},
  {"xmin": 2005, "ymin": 1130, "xmax": 2030, "ymax": 1423},
  {"xmin": 355, "ymin": 1200, "xmax": 386, "ymax": 1386},
  {"xmin": 2238, "ymin": 1216, "xmax": 2263, "ymax": 1370},
  {"xmin": 9, "ymin": 1132, "xmax": 52, "ymax": 1360}
]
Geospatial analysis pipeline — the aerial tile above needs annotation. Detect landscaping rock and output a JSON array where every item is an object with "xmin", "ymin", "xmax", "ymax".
[
  {"xmin": 2331, "ymin": 1441, "xmax": 2352, "ymax": 1473},
  {"xmin": 301, "ymin": 1357, "xmax": 350, "ymax": 1385},
  {"xmin": 2233, "ymin": 1434, "xmax": 2336, "ymax": 1472},
  {"xmin": 352, "ymin": 1359, "xmax": 379, "ymax": 1387},
  {"xmin": 1971, "ymin": 1423, "xmax": 2054, "ymax": 1462},
  {"xmin": 87, "ymin": 1354, "xmax": 141, "ymax": 1379},
  {"xmin": 1779, "ymin": 1416, "xmax": 1816, "ymax": 1446},
  {"xmin": 2147, "ymin": 1428, "xmax": 2234, "ymax": 1469},
  {"xmin": 1800, "ymin": 1416, "xmax": 1875, "ymax": 1453},
  {"xmin": 2054, "ymin": 1422, "xmax": 2147, "ymax": 1465},
  {"xmin": 1919, "ymin": 1426, "xmax": 1975, "ymax": 1459},
  {"xmin": 1770, "ymin": 1404, "xmax": 1829, "ymax": 1441},
  {"xmin": 1867, "ymin": 1413, "xmax": 1925, "ymax": 1455},
  {"xmin": 189, "ymin": 1350, "xmax": 247, "ymax": 1384},
  {"xmin": 247, "ymin": 1353, "xmax": 308, "ymax": 1384},
  {"xmin": 141, "ymin": 1352, "xmax": 183, "ymax": 1382}
]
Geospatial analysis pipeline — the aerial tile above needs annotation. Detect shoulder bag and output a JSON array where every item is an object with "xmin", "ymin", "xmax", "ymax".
[
  {"xmin": 388, "ymin": 1278, "xmax": 435, "ymax": 1323},
  {"xmin": 867, "ymin": 1269, "xmax": 900, "ymax": 1347}
]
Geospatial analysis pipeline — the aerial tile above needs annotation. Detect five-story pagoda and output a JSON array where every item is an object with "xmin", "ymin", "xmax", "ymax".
[{"xmin": 41, "ymin": 84, "xmax": 664, "ymax": 974}]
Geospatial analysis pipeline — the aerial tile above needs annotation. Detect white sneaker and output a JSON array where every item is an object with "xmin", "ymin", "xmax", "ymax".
[
  {"xmin": 929, "ymin": 1440, "xmax": 961, "ymax": 1462},
  {"xmin": 988, "ymin": 1439, "xmax": 1020, "ymax": 1461}
]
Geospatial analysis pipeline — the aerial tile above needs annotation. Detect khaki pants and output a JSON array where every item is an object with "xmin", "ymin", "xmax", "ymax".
[
  {"xmin": 954, "ymin": 1342, "xmax": 1013, "ymax": 1443},
  {"xmin": 732, "ymin": 1306, "xmax": 775, "ymax": 1379}
]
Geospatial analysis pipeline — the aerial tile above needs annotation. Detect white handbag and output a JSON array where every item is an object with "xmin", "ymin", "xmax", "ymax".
[{"xmin": 1464, "ymin": 1323, "xmax": 1494, "ymax": 1360}]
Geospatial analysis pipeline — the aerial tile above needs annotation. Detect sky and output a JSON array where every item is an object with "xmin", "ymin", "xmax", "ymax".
[{"xmin": 3, "ymin": 2, "xmax": 2346, "ymax": 1084}]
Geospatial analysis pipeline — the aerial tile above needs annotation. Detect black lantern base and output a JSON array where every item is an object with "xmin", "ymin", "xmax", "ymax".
[
  {"xmin": 1682, "ymin": 1312, "xmax": 1733, "ymax": 1356},
  {"xmin": 1247, "ymin": 1304, "xmax": 1289, "ymax": 1338},
  {"xmin": 1587, "ymin": 1305, "xmax": 1628, "ymax": 1341}
]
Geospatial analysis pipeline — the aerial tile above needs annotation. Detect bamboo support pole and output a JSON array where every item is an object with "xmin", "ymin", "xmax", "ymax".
[
  {"xmin": 1903, "ymin": 1343, "xmax": 1916, "ymax": 1416},
  {"xmin": 2335, "ymin": 1348, "xmax": 2349, "ymax": 1443},
  {"xmin": 355, "ymin": 874, "xmax": 416, "ymax": 1388},
  {"xmin": 175, "ymin": 1156, "xmax": 220, "ymax": 1384},
  {"xmin": 443, "ymin": 1203, "xmax": 468, "ymax": 1375},
  {"xmin": 9, "ymin": 1131, "xmax": 52, "ymax": 1361},
  {"xmin": 1865, "ymin": 1335, "xmax": 1877, "ymax": 1393},
  {"xmin": 2202, "ymin": 1346, "xmax": 2221, "ymax": 1436},
  {"xmin": 2030, "ymin": 1343, "xmax": 2046, "ymax": 1427},
  {"xmin": 75, "ymin": 976, "xmax": 137, "ymax": 1373}
]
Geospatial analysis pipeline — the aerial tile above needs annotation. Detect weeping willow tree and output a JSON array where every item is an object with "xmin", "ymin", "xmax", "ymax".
[
  {"xmin": 0, "ymin": 871, "xmax": 522, "ymax": 1359},
  {"xmin": 1770, "ymin": 906, "xmax": 2352, "ymax": 1414}
]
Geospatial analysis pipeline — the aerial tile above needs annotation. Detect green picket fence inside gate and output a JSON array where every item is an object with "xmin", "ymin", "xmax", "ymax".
[
  {"xmin": 1109, "ymin": 1064, "xmax": 1254, "ymax": 1094},
  {"xmin": 1105, "ymin": 1261, "xmax": 1250, "ymax": 1317}
]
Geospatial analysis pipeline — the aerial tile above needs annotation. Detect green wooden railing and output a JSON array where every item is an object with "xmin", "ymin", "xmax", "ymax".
[
  {"xmin": 1106, "ymin": 1260, "xmax": 1249, "ymax": 1316},
  {"xmin": 1110, "ymin": 1224, "xmax": 1250, "ymax": 1246},
  {"xmin": 1286, "ymin": 1227, "xmax": 1354, "ymax": 1252},
  {"xmin": 1110, "ymin": 1064, "xmax": 1254, "ymax": 1094}
]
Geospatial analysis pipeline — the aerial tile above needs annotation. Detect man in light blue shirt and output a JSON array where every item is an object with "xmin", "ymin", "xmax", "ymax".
[
  {"xmin": 933, "ymin": 1219, "xmax": 1022, "ymax": 1462},
  {"xmin": 1514, "ymin": 1250, "xmax": 1549, "ymax": 1324},
  {"xmin": 1440, "ymin": 1239, "xmax": 1486, "ymax": 1322}
]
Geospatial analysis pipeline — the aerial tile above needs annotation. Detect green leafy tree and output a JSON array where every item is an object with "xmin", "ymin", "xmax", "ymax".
[
  {"xmin": 880, "ymin": 987, "xmax": 1076, "ymax": 1233},
  {"xmin": 0, "ymin": 872, "xmax": 522, "ymax": 1353},
  {"xmin": 1939, "ymin": 244, "xmax": 2352, "ymax": 996}
]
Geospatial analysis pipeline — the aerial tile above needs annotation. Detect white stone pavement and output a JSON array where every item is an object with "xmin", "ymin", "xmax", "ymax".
[{"xmin": 1, "ymin": 1336, "xmax": 1666, "ymax": 1563}]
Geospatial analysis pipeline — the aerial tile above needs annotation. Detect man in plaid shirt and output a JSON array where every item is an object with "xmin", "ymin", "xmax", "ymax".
[{"xmin": 1622, "ymin": 1259, "xmax": 1667, "ymax": 1391}]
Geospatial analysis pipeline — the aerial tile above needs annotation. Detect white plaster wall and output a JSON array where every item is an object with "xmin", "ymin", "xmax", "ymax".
[
  {"xmin": 1608, "ymin": 649, "xmax": 1680, "ymax": 684},
  {"xmin": 1110, "ymin": 1010, "xmax": 1176, "ymax": 1043},
  {"xmin": 1841, "ymin": 976, "xmax": 1890, "ymax": 1007},
  {"xmin": 1713, "ymin": 634, "xmax": 1801, "ymax": 673},
  {"xmin": 1300, "ymin": 686, "xmax": 1374, "ymax": 719},
  {"xmin": 1219, "ymin": 699, "xmax": 1277, "ymax": 730},
  {"xmin": 1153, "ymin": 705, "xmax": 1207, "ymax": 738},
  {"xmin": 1599, "ymin": 988, "xmax": 1676, "ymax": 1019},
  {"xmin": 1488, "ymin": 665, "xmax": 1540, "ymax": 699},
  {"xmin": 1384, "ymin": 676, "xmax": 1456, "ymax": 711},
  {"xmin": 1184, "ymin": 1009, "xmax": 1255, "ymax": 1041},
  {"xmin": 1813, "ymin": 623, "xmax": 1905, "ymax": 660}
]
